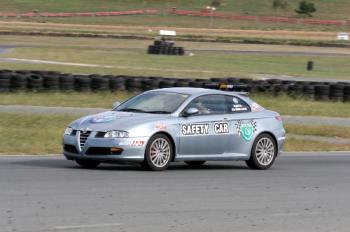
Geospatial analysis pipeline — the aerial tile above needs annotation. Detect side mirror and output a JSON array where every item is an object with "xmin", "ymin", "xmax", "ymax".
[
  {"xmin": 113, "ymin": 101, "xmax": 121, "ymax": 109},
  {"xmin": 184, "ymin": 107, "xmax": 199, "ymax": 117}
]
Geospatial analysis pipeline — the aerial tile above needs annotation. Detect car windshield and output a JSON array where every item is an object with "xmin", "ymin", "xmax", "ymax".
[{"xmin": 115, "ymin": 91, "xmax": 190, "ymax": 114}]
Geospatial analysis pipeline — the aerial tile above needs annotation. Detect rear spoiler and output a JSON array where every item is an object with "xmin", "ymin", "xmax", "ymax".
[{"xmin": 204, "ymin": 83, "xmax": 250, "ymax": 96}]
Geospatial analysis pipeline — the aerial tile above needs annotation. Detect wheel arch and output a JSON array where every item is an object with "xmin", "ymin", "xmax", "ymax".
[
  {"xmin": 147, "ymin": 131, "xmax": 177, "ymax": 161},
  {"xmin": 254, "ymin": 131, "xmax": 278, "ymax": 154}
]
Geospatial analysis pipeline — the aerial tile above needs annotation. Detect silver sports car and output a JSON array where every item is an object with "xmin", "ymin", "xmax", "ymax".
[{"xmin": 63, "ymin": 87, "xmax": 286, "ymax": 171}]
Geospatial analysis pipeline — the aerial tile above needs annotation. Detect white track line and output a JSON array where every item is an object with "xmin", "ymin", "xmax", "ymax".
[
  {"xmin": 54, "ymin": 223, "xmax": 122, "ymax": 230},
  {"xmin": 0, "ymin": 58, "xmax": 114, "ymax": 68}
]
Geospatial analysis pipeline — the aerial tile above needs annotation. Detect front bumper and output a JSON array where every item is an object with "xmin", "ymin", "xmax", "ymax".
[{"xmin": 63, "ymin": 132, "xmax": 148, "ymax": 163}]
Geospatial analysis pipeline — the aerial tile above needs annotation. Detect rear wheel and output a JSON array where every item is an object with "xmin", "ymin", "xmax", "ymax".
[
  {"xmin": 76, "ymin": 159, "xmax": 100, "ymax": 169},
  {"xmin": 143, "ymin": 134, "xmax": 173, "ymax": 171},
  {"xmin": 185, "ymin": 161, "xmax": 206, "ymax": 167},
  {"xmin": 246, "ymin": 134, "xmax": 277, "ymax": 170}
]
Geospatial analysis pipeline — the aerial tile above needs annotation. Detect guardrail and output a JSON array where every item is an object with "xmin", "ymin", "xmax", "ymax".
[
  {"xmin": 0, "ymin": 9, "xmax": 158, "ymax": 18},
  {"xmin": 0, "ymin": 70, "xmax": 349, "ymax": 102},
  {"xmin": 171, "ymin": 10, "xmax": 349, "ymax": 26},
  {"xmin": 0, "ymin": 9, "xmax": 348, "ymax": 27}
]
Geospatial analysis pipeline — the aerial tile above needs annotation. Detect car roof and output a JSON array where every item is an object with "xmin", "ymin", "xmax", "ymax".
[{"xmin": 151, "ymin": 87, "xmax": 238, "ymax": 96}]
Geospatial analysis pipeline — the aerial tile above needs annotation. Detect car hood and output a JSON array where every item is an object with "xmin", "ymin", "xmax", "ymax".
[{"xmin": 70, "ymin": 111, "xmax": 170, "ymax": 131}]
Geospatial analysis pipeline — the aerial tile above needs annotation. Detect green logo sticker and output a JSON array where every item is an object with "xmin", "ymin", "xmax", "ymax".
[{"xmin": 240, "ymin": 123, "xmax": 254, "ymax": 141}]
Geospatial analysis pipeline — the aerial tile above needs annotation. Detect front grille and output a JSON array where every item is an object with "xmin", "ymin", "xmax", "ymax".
[
  {"xmin": 64, "ymin": 144, "xmax": 78, "ymax": 154},
  {"xmin": 86, "ymin": 147, "xmax": 123, "ymax": 155},
  {"xmin": 79, "ymin": 131, "xmax": 91, "ymax": 148},
  {"xmin": 95, "ymin": 132, "xmax": 106, "ymax": 138}
]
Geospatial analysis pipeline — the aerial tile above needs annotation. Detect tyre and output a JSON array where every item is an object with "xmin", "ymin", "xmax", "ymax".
[
  {"xmin": 27, "ymin": 74, "xmax": 43, "ymax": 91},
  {"xmin": 148, "ymin": 45, "xmax": 154, "ymax": 54},
  {"xmin": 76, "ymin": 159, "xmax": 100, "ymax": 169},
  {"xmin": 143, "ymin": 134, "xmax": 173, "ymax": 171},
  {"xmin": 185, "ymin": 161, "xmax": 206, "ymax": 167},
  {"xmin": 246, "ymin": 133, "xmax": 277, "ymax": 170}
]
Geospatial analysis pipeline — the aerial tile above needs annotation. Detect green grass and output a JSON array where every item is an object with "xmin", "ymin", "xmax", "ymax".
[
  {"xmin": 251, "ymin": 94, "xmax": 350, "ymax": 118},
  {"xmin": 0, "ymin": 113, "xmax": 78, "ymax": 154},
  {"xmin": 0, "ymin": 112, "xmax": 349, "ymax": 155},
  {"xmin": 284, "ymin": 137, "xmax": 350, "ymax": 152},
  {"xmin": 0, "ymin": 92, "xmax": 133, "ymax": 108},
  {"xmin": 285, "ymin": 124, "xmax": 350, "ymax": 139},
  {"xmin": 1, "ymin": 35, "xmax": 350, "ymax": 80},
  {"xmin": 0, "ymin": 92, "xmax": 349, "ymax": 118},
  {"xmin": 1, "ymin": 1, "xmax": 350, "ymax": 32},
  {"xmin": 1, "ymin": 0, "xmax": 350, "ymax": 20}
]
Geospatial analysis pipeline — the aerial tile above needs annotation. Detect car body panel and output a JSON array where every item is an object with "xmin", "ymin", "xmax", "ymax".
[{"xmin": 63, "ymin": 87, "xmax": 286, "ymax": 164}]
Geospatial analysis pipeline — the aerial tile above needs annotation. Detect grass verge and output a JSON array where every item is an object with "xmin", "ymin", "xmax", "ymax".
[
  {"xmin": 0, "ymin": 113, "xmax": 79, "ymax": 154},
  {"xmin": 2, "ymin": 92, "xmax": 349, "ymax": 118},
  {"xmin": 284, "ymin": 138, "xmax": 350, "ymax": 152},
  {"xmin": 0, "ymin": 113, "xmax": 349, "ymax": 155},
  {"xmin": 1, "ymin": 35, "xmax": 350, "ymax": 79},
  {"xmin": 285, "ymin": 124, "xmax": 350, "ymax": 139}
]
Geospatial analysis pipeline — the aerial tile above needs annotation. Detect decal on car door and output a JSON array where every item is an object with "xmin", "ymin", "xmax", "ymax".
[
  {"xmin": 235, "ymin": 120, "xmax": 257, "ymax": 142},
  {"xmin": 181, "ymin": 124, "xmax": 209, "ymax": 136}
]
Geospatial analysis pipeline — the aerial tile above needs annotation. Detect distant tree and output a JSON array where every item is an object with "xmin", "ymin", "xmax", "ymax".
[
  {"xmin": 295, "ymin": 1, "xmax": 316, "ymax": 17},
  {"xmin": 211, "ymin": 0, "xmax": 221, "ymax": 7},
  {"xmin": 273, "ymin": 0, "xmax": 288, "ymax": 9}
]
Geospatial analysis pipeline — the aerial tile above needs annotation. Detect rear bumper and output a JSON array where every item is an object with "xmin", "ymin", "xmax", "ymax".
[{"xmin": 63, "ymin": 133, "xmax": 148, "ymax": 162}]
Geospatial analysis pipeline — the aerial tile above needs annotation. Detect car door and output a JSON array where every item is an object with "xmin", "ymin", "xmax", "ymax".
[
  {"xmin": 224, "ymin": 95, "xmax": 256, "ymax": 155},
  {"xmin": 178, "ymin": 94, "xmax": 232, "ymax": 156}
]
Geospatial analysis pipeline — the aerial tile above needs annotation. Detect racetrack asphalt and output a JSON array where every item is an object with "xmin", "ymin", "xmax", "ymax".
[{"xmin": 1, "ymin": 152, "xmax": 350, "ymax": 232}]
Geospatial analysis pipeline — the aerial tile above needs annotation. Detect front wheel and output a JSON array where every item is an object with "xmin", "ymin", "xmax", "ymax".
[
  {"xmin": 246, "ymin": 134, "xmax": 277, "ymax": 170},
  {"xmin": 75, "ymin": 159, "xmax": 100, "ymax": 169},
  {"xmin": 143, "ymin": 134, "xmax": 173, "ymax": 171}
]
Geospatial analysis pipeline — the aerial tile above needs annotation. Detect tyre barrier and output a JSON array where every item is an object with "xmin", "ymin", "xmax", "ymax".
[{"xmin": 0, "ymin": 70, "xmax": 349, "ymax": 102}]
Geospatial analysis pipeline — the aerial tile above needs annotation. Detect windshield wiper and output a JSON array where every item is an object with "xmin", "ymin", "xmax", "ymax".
[
  {"xmin": 146, "ymin": 110, "xmax": 172, "ymax": 114},
  {"xmin": 118, "ymin": 108, "xmax": 146, "ymax": 113}
]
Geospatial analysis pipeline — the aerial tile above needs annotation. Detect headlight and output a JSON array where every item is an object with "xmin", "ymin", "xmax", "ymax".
[
  {"xmin": 104, "ymin": 130, "xmax": 129, "ymax": 138},
  {"xmin": 64, "ymin": 127, "xmax": 73, "ymax": 135}
]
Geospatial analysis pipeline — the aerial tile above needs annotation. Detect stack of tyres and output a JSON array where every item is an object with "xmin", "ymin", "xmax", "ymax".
[
  {"xmin": 109, "ymin": 76, "xmax": 126, "ymax": 91},
  {"xmin": 90, "ymin": 75, "xmax": 109, "ymax": 91},
  {"xmin": 142, "ymin": 78, "xmax": 161, "ymax": 91},
  {"xmin": 314, "ymin": 85, "xmax": 330, "ymax": 101},
  {"xmin": 148, "ymin": 40, "xmax": 185, "ymax": 56},
  {"xmin": 159, "ymin": 79, "xmax": 175, "ymax": 88},
  {"xmin": 60, "ymin": 74, "xmax": 75, "ymax": 91},
  {"xmin": 0, "ymin": 71, "xmax": 11, "ymax": 92},
  {"xmin": 42, "ymin": 71, "xmax": 60, "ymax": 91},
  {"xmin": 302, "ymin": 85, "xmax": 315, "ymax": 99},
  {"xmin": 174, "ymin": 79, "xmax": 190, "ymax": 87},
  {"xmin": 11, "ymin": 73, "xmax": 27, "ymax": 91},
  {"xmin": 125, "ymin": 78, "xmax": 142, "ymax": 91},
  {"xmin": 330, "ymin": 84, "xmax": 344, "ymax": 101},
  {"xmin": 27, "ymin": 74, "xmax": 43, "ymax": 91},
  {"xmin": 271, "ymin": 84, "xmax": 282, "ymax": 96},
  {"xmin": 189, "ymin": 79, "xmax": 207, "ymax": 88},
  {"xmin": 344, "ymin": 85, "xmax": 350, "ymax": 102},
  {"xmin": 288, "ymin": 83, "xmax": 304, "ymax": 98},
  {"xmin": 74, "ymin": 75, "xmax": 91, "ymax": 92}
]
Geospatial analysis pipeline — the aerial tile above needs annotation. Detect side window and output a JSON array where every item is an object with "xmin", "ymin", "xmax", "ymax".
[
  {"xmin": 186, "ymin": 95, "xmax": 227, "ymax": 115},
  {"xmin": 226, "ymin": 96, "xmax": 251, "ymax": 113}
]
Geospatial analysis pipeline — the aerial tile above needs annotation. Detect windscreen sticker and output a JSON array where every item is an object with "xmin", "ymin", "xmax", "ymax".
[
  {"xmin": 214, "ymin": 122, "xmax": 229, "ymax": 134},
  {"xmin": 235, "ymin": 120, "xmax": 257, "ymax": 142},
  {"xmin": 232, "ymin": 104, "xmax": 248, "ymax": 112},
  {"xmin": 182, "ymin": 124, "xmax": 209, "ymax": 136},
  {"xmin": 232, "ymin": 97, "xmax": 239, "ymax": 104},
  {"xmin": 90, "ymin": 112, "xmax": 117, "ymax": 123}
]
